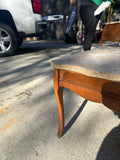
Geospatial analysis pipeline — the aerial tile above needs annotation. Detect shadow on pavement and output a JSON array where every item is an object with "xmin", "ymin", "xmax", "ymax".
[
  {"xmin": 16, "ymin": 40, "xmax": 75, "ymax": 56},
  {"xmin": 63, "ymin": 99, "xmax": 88, "ymax": 136},
  {"xmin": 96, "ymin": 112, "xmax": 120, "ymax": 160}
]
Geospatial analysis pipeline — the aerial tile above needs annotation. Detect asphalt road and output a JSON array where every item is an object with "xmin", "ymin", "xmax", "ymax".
[{"xmin": 0, "ymin": 40, "xmax": 120, "ymax": 160}]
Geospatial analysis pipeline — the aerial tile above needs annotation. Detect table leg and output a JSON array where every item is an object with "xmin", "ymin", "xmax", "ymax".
[
  {"xmin": 53, "ymin": 69, "xmax": 120, "ymax": 138},
  {"xmin": 53, "ymin": 69, "xmax": 64, "ymax": 138}
]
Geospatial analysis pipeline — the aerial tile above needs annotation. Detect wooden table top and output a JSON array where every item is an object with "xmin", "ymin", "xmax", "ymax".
[
  {"xmin": 51, "ymin": 47, "xmax": 120, "ymax": 81},
  {"xmin": 105, "ymin": 21, "xmax": 120, "ymax": 25}
]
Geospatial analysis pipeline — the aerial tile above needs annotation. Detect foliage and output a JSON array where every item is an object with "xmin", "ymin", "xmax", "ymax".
[{"xmin": 111, "ymin": 0, "xmax": 116, "ymax": 13}]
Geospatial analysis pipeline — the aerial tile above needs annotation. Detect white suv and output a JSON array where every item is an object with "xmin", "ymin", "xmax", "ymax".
[{"xmin": 0, "ymin": 0, "xmax": 47, "ymax": 56}]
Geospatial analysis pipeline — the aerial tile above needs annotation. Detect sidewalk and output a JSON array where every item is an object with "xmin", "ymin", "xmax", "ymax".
[{"xmin": 0, "ymin": 41, "xmax": 120, "ymax": 160}]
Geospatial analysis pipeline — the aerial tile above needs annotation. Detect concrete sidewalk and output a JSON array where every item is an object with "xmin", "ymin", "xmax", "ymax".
[{"xmin": 0, "ymin": 40, "xmax": 120, "ymax": 160}]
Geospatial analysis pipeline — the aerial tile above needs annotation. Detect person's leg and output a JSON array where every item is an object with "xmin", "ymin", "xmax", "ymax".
[
  {"xmin": 80, "ymin": 5, "xmax": 101, "ymax": 51},
  {"xmin": 83, "ymin": 10, "xmax": 99, "ymax": 51}
]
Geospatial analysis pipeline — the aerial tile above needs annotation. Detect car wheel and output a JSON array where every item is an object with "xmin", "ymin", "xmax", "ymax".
[
  {"xmin": 64, "ymin": 32, "xmax": 77, "ymax": 43},
  {"xmin": 0, "ymin": 23, "xmax": 18, "ymax": 56},
  {"xmin": 18, "ymin": 37, "xmax": 23, "ymax": 47}
]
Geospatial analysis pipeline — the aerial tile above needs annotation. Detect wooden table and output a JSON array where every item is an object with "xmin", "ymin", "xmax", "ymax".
[{"xmin": 51, "ymin": 47, "xmax": 120, "ymax": 138}]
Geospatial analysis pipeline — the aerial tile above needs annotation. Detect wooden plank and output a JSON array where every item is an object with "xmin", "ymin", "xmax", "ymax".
[{"xmin": 100, "ymin": 22, "xmax": 120, "ymax": 46}]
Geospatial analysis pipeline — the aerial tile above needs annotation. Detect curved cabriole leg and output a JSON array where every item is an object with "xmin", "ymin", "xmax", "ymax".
[{"xmin": 53, "ymin": 69, "xmax": 64, "ymax": 138}]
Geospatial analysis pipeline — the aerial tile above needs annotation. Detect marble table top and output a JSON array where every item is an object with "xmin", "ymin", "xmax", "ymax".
[{"xmin": 51, "ymin": 47, "xmax": 120, "ymax": 81}]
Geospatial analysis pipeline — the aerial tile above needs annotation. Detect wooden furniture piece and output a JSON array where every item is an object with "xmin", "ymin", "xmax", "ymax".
[
  {"xmin": 51, "ymin": 47, "xmax": 120, "ymax": 138},
  {"xmin": 100, "ymin": 21, "xmax": 120, "ymax": 46}
]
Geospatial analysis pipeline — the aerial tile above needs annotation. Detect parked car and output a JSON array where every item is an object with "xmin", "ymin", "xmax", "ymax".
[{"xmin": 0, "ymin": 0, "xmax": 47, "ymax": 56}]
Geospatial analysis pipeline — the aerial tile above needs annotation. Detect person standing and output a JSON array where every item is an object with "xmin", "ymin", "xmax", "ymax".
[{"xmin": 79, "ymin": 0, "xmax": 111, "ymax": 51}]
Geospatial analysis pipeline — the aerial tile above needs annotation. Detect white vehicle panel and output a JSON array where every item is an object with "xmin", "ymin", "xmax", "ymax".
[{"xmin": 0, "ymin": 0, "xmax": 42, "ymax": 34}]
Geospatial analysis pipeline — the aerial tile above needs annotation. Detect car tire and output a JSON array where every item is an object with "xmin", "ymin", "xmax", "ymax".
[
  {"xmin": 18, "ymin": 37, "xmax": 23, "ymax": 47},
  {"xmin": 0, "ymin": 23, "xmax": 18, "ymax": 56},
  {"xmin": 64, "ymin": 32, "xmax": 77, "ymax": 44}
]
